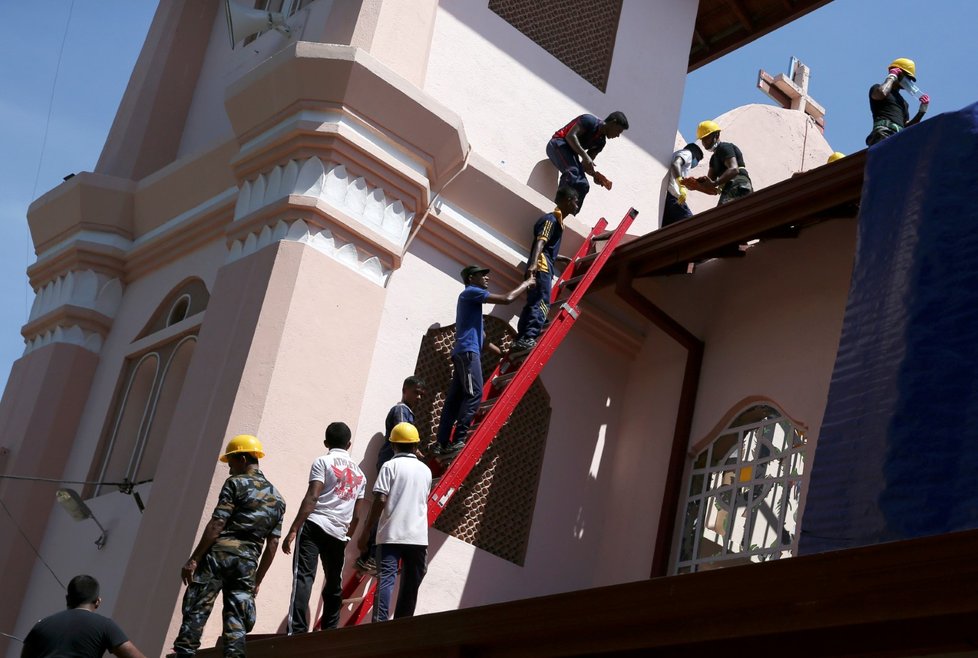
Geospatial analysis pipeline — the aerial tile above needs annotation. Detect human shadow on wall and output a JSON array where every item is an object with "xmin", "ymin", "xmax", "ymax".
[{"xmin": 527, "ymin": 158, "xmax": 557, "ymax": 199}]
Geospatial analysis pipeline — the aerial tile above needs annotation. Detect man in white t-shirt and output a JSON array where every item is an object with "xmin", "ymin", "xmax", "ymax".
[
  {"xmin": 282, "ymin": 422, "xmax": 366, "ymax": 633},
  {"xmin": 356, "ymin": 422, "xmax": 432, "ymax": 621}
]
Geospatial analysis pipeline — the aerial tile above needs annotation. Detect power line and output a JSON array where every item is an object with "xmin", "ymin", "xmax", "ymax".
[
  {"xmin": 25, "ymin": 0, "xmax": 76, "ymax": 319},
  {"xmin": 0, "ymin": 474, "xmax": 150, "ymax": 488},
  {"xmin": 0, "ymin": 497, "xmax": 65, "ymax": 590}
]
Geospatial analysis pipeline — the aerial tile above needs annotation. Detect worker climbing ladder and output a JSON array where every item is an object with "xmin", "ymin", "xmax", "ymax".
[{"xmin": 338, "ymin": 208, "xmax": 638, "ymax": 626}]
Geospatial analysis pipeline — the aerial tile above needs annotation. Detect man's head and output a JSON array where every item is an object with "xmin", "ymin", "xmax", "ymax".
[
  {"xmin": 683, "ymin": 143, "xmax": 704, "ymax": 167},
  {"xmin": 460, "ymin": 265, "xmax": 490, "ymax": 289},
  {"xmin": 401, "ymin": 376, "xmax": 426, "ymax": 409},
  {"xmin": 66, "ymin": 575, "xmax": 100, "ymax": 609},
  {"xmin": 324, "ymin": 421, "xmax": 352, "ymax": 450},
  {"xmin": 604, "ymin": 111, "xmax": 629, "ymax": 138},
  {"xmin": 554, "ymin": 186, "xmax": 580, "ymax": 216},
  {"xmin": 219, "ymin": 434, "xmax": 264, "ymax": 474},
  {"xmin": 697, "ymin": 120, "xmax": 721, "ymax": 151},
  {"xmin": 389, "ymin": 421, "xmax": 420, "ymax": 453}
]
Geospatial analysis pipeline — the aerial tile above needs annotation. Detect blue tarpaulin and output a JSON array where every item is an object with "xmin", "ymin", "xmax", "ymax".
[{"xmin": 799, "ymin": 101, "xmax": 978, "ymax": 555}]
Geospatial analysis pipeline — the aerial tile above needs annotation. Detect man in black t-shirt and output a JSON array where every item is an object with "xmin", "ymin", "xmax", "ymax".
[
  {"xmin": 21, "ymin": 575, "xmax": 146, "ymax": 658},
  {"xmin": 688, "ymin": 120, "xmax": 753, "ymax": 206},
  {"xmin": 866, "ymin": 57, "xmax": 929, "ymax": 146}
]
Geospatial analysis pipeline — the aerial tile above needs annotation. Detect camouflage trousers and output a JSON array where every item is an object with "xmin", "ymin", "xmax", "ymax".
[{"xmin": 173, "ymin": 549, "xmax": 257, "ymax": 657}]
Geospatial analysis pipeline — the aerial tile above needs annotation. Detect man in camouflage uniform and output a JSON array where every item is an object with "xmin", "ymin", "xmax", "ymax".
[{"xmin": 173, "ymin": 434, "xmax": 286, "ymax": 657}]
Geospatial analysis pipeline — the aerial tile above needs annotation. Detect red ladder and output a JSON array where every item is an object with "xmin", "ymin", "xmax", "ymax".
[{"xmin": 339, "ymin": 208, "xmax": 638, "ymax": 626}]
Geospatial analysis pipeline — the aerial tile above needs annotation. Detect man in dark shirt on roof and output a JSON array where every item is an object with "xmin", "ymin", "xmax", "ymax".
[
  {"xmin": 866, "ymin": 57, "xmax": 929, "ymax": 146},
  {"xmin": 690, "ymin": 120, "xmax": 753, "ymax": 206},
  {"xmin": 512, "ymin": 186, "xmax": 580, "ymax": 353},
  {"xmin": 21, "ymin": 575, "xmax": 147, "ymax": 658},
  {"xmin": 434, "ymin": 266, "xmax": 534, "ymax": 455},
  {"xmin": 173, "ymin": 434, "xmax": 286, "ymax": 658},
  {"xmin": 547, "ymin": 111, "xmax": 628, "ymax": 212}
]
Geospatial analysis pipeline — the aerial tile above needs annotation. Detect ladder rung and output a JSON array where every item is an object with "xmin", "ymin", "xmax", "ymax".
[
  {"xmin": 560, "ymin": 274, "xmax": 586, "ymax": 290},
  {"xmin": 491, "ymin": 370, "xmax": 519, "ymax": 388},
  {"xmin": 478, "ymin": 398, "xmax": 497, "ymax": 413},
  {"xmin": 575, "ymin": 251, "xmax": 600, "ymax": 265},
  {"xmin": 343, "ymin": 596, "xmax": 366, "ymax": 605}
]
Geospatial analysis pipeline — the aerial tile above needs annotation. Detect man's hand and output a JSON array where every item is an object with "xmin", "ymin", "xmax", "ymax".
[
  {"xmin": 582, "ymin": 157, "xmax": 596, "ymax": 176},
  {"xmin": 888, "ymin": 67, "xmax": 903, "ymax": 78},
  {"xmin": 282, "ymin": 529, "xmax": 297, "ymax": 555},
  {"xmin": 593, "ymin": 171, "xmax": 613, "ymax": 190},
  {"xmin": 181, "ymin": 559, "xmax": 197, "ymax": 586},
  {"xmin": 920, "ymin": 94, "xmax": 930, "ymax": 106}
]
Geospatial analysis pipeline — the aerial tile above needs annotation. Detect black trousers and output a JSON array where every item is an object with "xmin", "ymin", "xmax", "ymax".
[{"xmin": 287, "ymin": 520, "xmax": 347, "ymax": 633}]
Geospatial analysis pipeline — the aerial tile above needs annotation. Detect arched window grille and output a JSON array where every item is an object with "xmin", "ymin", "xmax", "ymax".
[{"xmin": 674, "ymin": 403, "xmax": 808, "ymax": 574}]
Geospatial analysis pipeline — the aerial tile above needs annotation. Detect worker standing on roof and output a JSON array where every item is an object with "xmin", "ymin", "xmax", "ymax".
[
  {"xmin": 866, "ymin": 58, "xmax": 929, "ymax": 146},
  {"xmin": 356, "ymin": 422, "xmax": 432, "ymax": 622},
  {"xmin": 688, "ymin": 120, "xmax": 753, "ymax": 206},
  {"xmin": 511, "ymin": 186, "xmax": 579, "ymax": 353},
  {"xmin": 173, "ymin": 434, "xmax": 286, "ymax": 658},
  {"xmin": 355, "ymin": 376, "xmax": 426, "ymax": 575},
  {"xmin": 434, "ymin": 266, "xmax": 534, "ymax": 456},
  {"xmin": 546, "ymin": 111, "xmax": 628, "ymax": 212},
  {"xmin": 662, "ymin": 143, "xmax": 704, "ymax": 227},
  {"xmin": 282, "ymin": 422, "xmax": 365, "ymax": 634}
]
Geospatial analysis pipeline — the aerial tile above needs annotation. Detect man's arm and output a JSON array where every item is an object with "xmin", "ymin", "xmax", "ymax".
[
  {"xmin": 713, "ymin": 156, "xmax": 741, "ymax": 187},
  {"xmin": 181, "ymin": 518, "xmax": 226, "ymax": 585},
  {"xmin": 485, "ymin": 278, "xmax": 534, "ymax": 305},
  {"xmin": 254, "ymin": 534, "xmax": 280, "ymax": 596},
  {"xmin": 525, "ymin": 237, "xmax": 547, "ymax": 277},
  {"xmin": 111, "ymin": 641, "xmax": 148, "ymax": 658},
  {"xmin": 356, "ymin": 495, "xmax": 387, "ymax": 553},
  {"xmin": 348, "ymin": 498, "xmax": 368, "ymax": 540},
  {"xmin": 871, "ymin": 69, "xmax": 902, "ymax": 100},
  {"xmin": 908, "ymin": 94, "xmax": 930, "ymax": 126},
  {"xmin": 565, "ymin": 125, "xmax": 596, "ymax": 176},
  {"xmin": 282, "ymin": 480, "xmax": 325, "ymax": 555}
]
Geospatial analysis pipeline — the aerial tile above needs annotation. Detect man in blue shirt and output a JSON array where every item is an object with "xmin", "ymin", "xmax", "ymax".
[
  {"xmin": 547, "ymin": 111, "xmax": 628, "ymax": 211},
  {"xmin": 435, "ymin": 266, "xmax": 534, "ymax": 455},
  {"xmin": 512, "ymin": 186, "xmax": 580, "ymax": 352}
]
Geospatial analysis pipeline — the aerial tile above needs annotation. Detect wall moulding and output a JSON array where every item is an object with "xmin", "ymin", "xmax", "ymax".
[
  {"xmin": 226, "ymin": 216, "xmax": 389, "ymax": 287},
  {"xmin": 224, "ymin": 42, "xmax": 468, "ymax": 188},
  {"xmin": 27, "ymin": 243, "xmax": 127, "ymax": 293},
  {"xmin": 231, "ymin": 105, "xmax": 430, "ymax": 205}
]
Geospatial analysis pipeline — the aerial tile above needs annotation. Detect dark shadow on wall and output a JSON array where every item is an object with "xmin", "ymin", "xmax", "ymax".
[{"xmin": 527, "ymin": 158, "xmax": 557, "ymax": 199}]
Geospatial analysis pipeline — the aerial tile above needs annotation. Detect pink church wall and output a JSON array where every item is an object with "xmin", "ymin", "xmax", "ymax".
[
  {"xmin": 423, "ymin": 0, "xmax": 698, "ymax": 236},
  {"xmin": 594, "ymin": 216, "xmax": 857, "ymax": 582}
]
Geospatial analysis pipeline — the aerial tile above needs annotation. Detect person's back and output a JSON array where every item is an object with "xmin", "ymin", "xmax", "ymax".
[
  {"xmin": 22, "ymin": 609, "xmax": 126, "ymax": 658},
  {"xmin": 21, "ymin": 575, "xmax": 145, "ymax": 658}
]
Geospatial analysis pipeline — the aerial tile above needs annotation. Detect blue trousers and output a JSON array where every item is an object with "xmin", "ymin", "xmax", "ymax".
[
  {"xmin": 435, "ymin": 351, "xmax": 483, "ymax": 447},
  {"xmin": 516, "ymin": 269, "xmax": 553, "ymax": 341},
  {"xmin": 662, "ymin": 193, "xmax": 693, "ymax": 227},
  {"xmin": 546, "ymin": 139, "xmax": 589, "ymax": 209},
  {"xmin": 372, "ymin": 544, "xmax": 427, "ymax": 622}
]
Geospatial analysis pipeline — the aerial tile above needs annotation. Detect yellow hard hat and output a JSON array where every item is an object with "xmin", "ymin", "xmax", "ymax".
[
  {"xmin": 827, "ymin": 152, "xmax": 845, "ymax": 163},
  {"xmin": 888, "ymin": 58, "xmax": 916, "ymax": 79},
  {"xmin": 219, "ymin": 434, "xmax": 265, "ymax": 462},
  {"xmin": 696, "ymin": 120, "xmax": 721, "ymax": 140},
  {"xmin": 390, "ymin": 422, "xmax": 420, "ymax": 443}
]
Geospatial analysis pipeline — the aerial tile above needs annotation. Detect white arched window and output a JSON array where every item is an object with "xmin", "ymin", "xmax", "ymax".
[{"xmin": 674, "ymin": 403, "xmax": 808, "ymax": 574}]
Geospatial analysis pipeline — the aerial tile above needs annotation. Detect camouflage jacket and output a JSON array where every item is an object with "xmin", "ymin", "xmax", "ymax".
[{"xmin": 211, "ymin": 469, "xmax": 286, "ymax": 562}]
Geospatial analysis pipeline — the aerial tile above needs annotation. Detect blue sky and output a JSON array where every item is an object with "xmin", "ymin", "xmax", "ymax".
[{"xmin": 0, "ymin": 0, "xmax": 975, "ymax": 396}]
